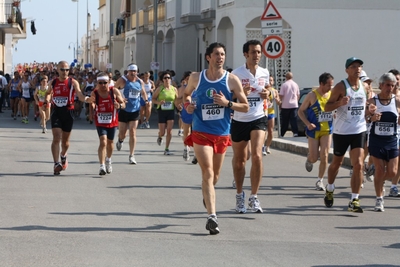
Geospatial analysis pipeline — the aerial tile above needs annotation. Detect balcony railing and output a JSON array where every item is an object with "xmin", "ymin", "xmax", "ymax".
[
  {"xmin": 148, "ymin": 2, "xmax": 165, "ymax": 25},
  {"xmin": 0, "ymin": 3, "xmax": 24, "ymax": 29}
]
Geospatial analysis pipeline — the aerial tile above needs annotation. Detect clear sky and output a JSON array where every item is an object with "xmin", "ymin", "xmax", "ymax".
[{"xmin": 13, "ymin": 0, "xmax": 99, "ymax": 66}]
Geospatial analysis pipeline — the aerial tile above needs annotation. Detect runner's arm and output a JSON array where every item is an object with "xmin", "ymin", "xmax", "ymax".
[{"xmin": 325, "ymin": 82, "xmax": 347, "ymax": 112}]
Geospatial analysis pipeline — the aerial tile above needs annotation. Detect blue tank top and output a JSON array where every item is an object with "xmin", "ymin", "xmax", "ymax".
[
  {"xmin": 192, "ymin": 70, "xmax": 232, "ymax": 136},
  {"xmin": 122, "ymin": 76, "xmax": 141, "ymax": 112},
  {"xmin": 10, "ymin": 78, "xmax": 20, "ymax": 98},
  {"xmin": 368, "ymin": 94, "xmax": 398, "ymax": 149}
]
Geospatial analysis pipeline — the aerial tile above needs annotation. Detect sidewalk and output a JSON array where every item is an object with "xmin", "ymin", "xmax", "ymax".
[{"xmin": 270, "ymin": 130, "xmax": 352, "ymax": 168}]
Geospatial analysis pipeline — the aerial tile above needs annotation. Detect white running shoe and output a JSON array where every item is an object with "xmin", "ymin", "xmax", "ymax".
[
  {"xmin": 374, "ymin": 198, "xmax": 384, "ymax": 212},
  {"xmin": 183, "ymin": 147, "xmax": 190, "ymax": 161},
  {"xmin": 315, "ymin": 180, "xmax": 325, "ymax": 191},
  {"xmin": 235, "ymin": 191, "xmax": 247, "ymax": 213},
  {"xmin": 145, "ymin": 121, "xmax": 150, "ymax": 129},
  {"xmin": 106, "ymin": 160, "xmax": 112, "ymax": 174},
  {"xmin": 99, "ymin": 166, "xmax": 106, "ymax": 176},
  {"xmin": 129, "ymin": 155, "xmax": 137, "ymax": 164},
  {"xmin": 232, "ymin": 179, "xmax": 236, "ymax": 189},
  {"xmin": 262, "ymin": 146, "xmax": 267, "ymax": 156},
  {"xmin": 178, "ymin": 129, "xmax": 183, "ymax": 136},
  {"xmin": 248, "ymin": 196, "xmax": 263, "ymax": 213}
]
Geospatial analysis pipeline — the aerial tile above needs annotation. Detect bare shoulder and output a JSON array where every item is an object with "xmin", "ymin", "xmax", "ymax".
[{"xmin": 227, "ymin": 72, "xmax": 241, "ymax": 90}]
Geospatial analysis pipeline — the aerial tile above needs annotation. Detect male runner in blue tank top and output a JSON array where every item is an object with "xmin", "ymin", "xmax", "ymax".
[{"xmin": 183, "ymin": 42, "xmax": 249, "ymax": 235}]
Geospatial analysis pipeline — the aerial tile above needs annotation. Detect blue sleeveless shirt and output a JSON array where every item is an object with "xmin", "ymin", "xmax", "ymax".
[
  {"xmin": 192, "ymin": 70, "xmax": 232, "ymax": 136},
  {"xmin": 122, "ymin": 76, "xmax": 142, "ymax": 112}
]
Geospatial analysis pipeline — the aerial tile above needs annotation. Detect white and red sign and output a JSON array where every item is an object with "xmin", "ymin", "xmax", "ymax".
[
  {"xmin": 261, "ymin": 1, "xmax": 283, "ymax": 35},
  {"xmin": 262, "ymin": 35, "xmax": 285, "ymax": 59}
]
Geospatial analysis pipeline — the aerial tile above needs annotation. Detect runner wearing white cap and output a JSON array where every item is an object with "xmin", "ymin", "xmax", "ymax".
[{"xmin": 114, "ymin": 64, "xmax": 148, "ymax": 164}]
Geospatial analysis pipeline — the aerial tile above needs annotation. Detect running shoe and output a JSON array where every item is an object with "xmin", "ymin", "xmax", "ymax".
[
  {"xmin": 248, "ymin": 196, "xmax": 263, "ymax": 213},
  {"xmin": 139, "ymin": 123, "xmax": 145, "ymax": 129},
  {"xmin": 374, "ymin": 198, "xmax": 384, "ymax": 212},
  {"xmin": 21, "ymin": 117, "xmax": 26, "ymax": 123},
  {"xmin": 315, "ymin": 180, "xmax": 325, "ymax": 191},
  {"xmin": 262, "ymin": 146, "xmax": 267, "ymax": 156},
  {"xmin": 365, "ymin": 164, "xmax": 375, "ymax": 182},
  {"xmin": 324, "ymin": 189, "xmax": 334, "ymax": 207},
  {"xmin": 205, "ymin": 215, "xmax": 220, "ymax": 235},
  {"xmin": 24, "ymin": 118, "xmax": 29, "ymax": 124},
  {"xmin": 305, "ymin": 159, "xmax": 313, "ymax": 172},
  {"xmin": 106, "ymin": 160, "xmax": 112, "ymax": 174},
  {"xmin": 389, "ymin": 187, "xmax": 399, "ymax": 197},
  {"xmin": 348, "ymin": 198, "xmax": 363, "ymax": 213},
  {"xmin": 13, "ymin": 116, "xmax": 16, "ymax": 120},
  {"xmin": 192, "ymin": 156, "xmax": 198, "ymax": 165},
  {"xmin": 266, "ymin": 146, "xmax": 271, "ymax": 154},
  {"xmin": 54, "ymin": 162, "xmax": 62, "ymax": 175},
  {"xmin": 164, "ymin": 149, "xmax": 171, "ymax": 155},
  {"xmin": 116, "ymin": 141, "xmax": 123, "ymax": 151},
  {"xmin": 42, "ymin": 127, "xmax": 46, "ymax": 134},
  {"xmin": 145, "ymin": 121, "xmax": 150, "ymax": 129},
  {"xmin": 99, "ymin": 166, "xmax": 106, "ymax": 176},
  {"xmin": 183, "ymin": 147, "xmax": 190, "ymax": 161},
  {"xmin": 232, "ymin": 179, "xmax": 236, "ymax": 189},
  {"xmin": 235, "ymin": 191, "xmax": 247, "ymax": 213},
  {"xmin": 157, "ymin": 137, "xmax": 163, "ymax": 146},
  {"xmin": 60, "ymin": 154, "xmax": 68, "ymax": 170},
  {"xmin": 129, "ymin": 155, "xmax": 137, "ymax": 165},
  {"xmin": 178, "ymin": 129, "xmax": 183, "ymax": 136},
  {"xmin": 349, "ymin": 167, "xmax": 353, "ymax": 176}
]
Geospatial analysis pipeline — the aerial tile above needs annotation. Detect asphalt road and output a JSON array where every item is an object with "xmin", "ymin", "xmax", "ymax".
[{"xmin": 0, "ymin": 109, "xmax": 398, "ymax": 267}]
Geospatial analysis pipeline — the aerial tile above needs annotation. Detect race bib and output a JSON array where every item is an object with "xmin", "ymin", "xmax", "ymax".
[
  {"xmin": 248, "ymin": 97, "xmax": 261, "ymax": 109},
  {"xmin": 97, "ymin": 112, "xmax": 112, "ymax": 124},
  {"xmin": 318, "ymin": 111, "xmax": 333, "ymax": 122},
  {"xmin": 161, "ymin": 101, "xmax": 173, "ymax": 110},
  {"xmin": 347, "ymin": 106, "xmax": 363, "ymax": 120},
  {"xmin": 201, "ymin": 104, "xmax": 225, "ymax": 121},
  {"xmin": 128, "ymin": 89, "xmax": 140, "ymax": 99},
  {"xmin": 53, "ymin": 97, "xmax": 68, "ymax": 107},
  {"xmin": 374, "ymin": 122, "xmax": 395, "ymax": 136}
]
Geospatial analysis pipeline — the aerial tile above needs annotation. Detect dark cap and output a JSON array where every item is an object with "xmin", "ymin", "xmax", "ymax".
[{"xmin": 345, "ymin": 57, "xmax": 363, "ymax": 68}]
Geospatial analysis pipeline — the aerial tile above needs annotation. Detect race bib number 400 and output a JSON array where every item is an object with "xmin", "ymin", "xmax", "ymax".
[
  {"xmin": 97, "ymin": 113, "xmax": 112, "ymax": 124},
  {"xmin": 201, "ymin": 104, "xmax": 225, "ymax": 121},
  {"xmin": 374, "ymin": 122, "xmax": 395, "ymax": 136},
  {"xmin": 53, "ymin": 97, "xmax": 68, "ymax": 107}
]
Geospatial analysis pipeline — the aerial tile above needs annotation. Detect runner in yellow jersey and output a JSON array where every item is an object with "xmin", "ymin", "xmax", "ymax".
[{"xmin": 298, "ymin": 73, "xmax": 334, "ymax": 191}]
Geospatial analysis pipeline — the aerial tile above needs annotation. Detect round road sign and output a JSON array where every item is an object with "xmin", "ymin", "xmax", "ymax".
[{"xmin": 262, "ymin": 36, "xmax": 285, "ymax": 59}]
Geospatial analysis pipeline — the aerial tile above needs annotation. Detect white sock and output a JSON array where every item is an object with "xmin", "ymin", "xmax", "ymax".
[
  {"xmin": 317, "ymin": 177, "xmax": 323, "ymax": 182},
  {"xmin": 351, "ymin": 193, "xmax": 359, "ymax": 200},
  {"xmin": 106, "ymin": 157, "xmax": 111, "ymax": 163},
  {"xmin": 100, "ymin": 164, "xmax": 105, "ymax": 168},
  {"xmin": 327, "ymin": 184, "xmax": 335, "ymax": 192},
  {"xmin": 250, "ymin": 194, "xmax": 257, "ymax": 199}
]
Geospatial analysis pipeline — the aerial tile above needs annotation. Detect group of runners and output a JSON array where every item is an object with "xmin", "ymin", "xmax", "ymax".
[{"xmin": 7, "ymin": 40, "xmax": 400, "ymax": 235}]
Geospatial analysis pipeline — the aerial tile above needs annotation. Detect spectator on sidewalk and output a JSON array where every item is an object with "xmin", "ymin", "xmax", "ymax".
[{"xmin": 279, "ymin": 72, "xmax": 300, "ymax": 137}]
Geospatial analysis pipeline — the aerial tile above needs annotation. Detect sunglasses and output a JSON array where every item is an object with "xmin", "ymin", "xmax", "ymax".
[
  {"xmin": 163, "ymin": 77, "xmax": 171, "ymax": 79},
  {"xmin": 98, "ymin": 81, "xmax": 108, "ymax": 85},
  {"xmin": 60, "ymin": 68, "xmax": 69, "ymax": 72}
]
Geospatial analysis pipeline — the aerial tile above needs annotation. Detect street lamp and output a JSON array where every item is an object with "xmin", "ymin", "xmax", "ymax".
[
  {"xmin": 68, "ymin": 42, "xmax": 78, "ymax": 61},
  {"xmin": 71, "ymin": 0, "xmax": 79, "ymax": 60}
]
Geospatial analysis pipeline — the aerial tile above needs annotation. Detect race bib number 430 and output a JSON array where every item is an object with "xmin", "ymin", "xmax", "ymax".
[{"xmin": 201, "ymin": 104, "xmax": 225, "ymax": 121}]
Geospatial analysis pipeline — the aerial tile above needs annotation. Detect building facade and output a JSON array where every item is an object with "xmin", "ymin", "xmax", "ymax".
[{"xmin": 90, "ymin": 0, "xmax": 400, "ymax": 88}]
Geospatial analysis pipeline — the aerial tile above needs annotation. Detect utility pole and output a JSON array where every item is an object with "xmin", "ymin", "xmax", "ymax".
[{"xmin": 153, "ymin": 0, "xmax": 158, "ymax": 81}]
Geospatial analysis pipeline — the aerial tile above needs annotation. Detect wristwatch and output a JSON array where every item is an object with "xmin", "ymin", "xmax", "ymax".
[{"xmin": 227, "ymin": 101, "xmax": 233, "ymax": 108}]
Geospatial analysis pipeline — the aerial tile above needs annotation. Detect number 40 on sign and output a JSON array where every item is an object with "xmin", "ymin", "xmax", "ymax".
[{"xmin": 262, "ymin": 35, "xmax": 286, "ymax": 59}]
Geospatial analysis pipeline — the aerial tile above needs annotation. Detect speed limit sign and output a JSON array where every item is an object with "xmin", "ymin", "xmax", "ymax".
[{"xmin": 262, "ymin": 36, "xmax": 286, "ymax": 59}]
